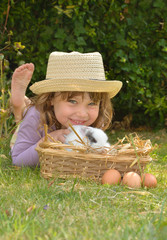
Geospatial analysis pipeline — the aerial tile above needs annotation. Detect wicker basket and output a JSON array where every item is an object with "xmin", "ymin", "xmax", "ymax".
[{"xmin": 36, "ymin": 126, "xmax": 153, "ymax": 181}]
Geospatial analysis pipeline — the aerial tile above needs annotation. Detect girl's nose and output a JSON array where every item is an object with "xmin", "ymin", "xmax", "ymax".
[{"xmin": 76, "ymin": 107, "xmax": 88, "ymax": 118}]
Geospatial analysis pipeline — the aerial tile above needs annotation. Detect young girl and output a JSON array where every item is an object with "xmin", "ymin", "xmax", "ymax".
[{"xmin": 11, "ymin": 51, "xmax": 122, "ymax": 166}]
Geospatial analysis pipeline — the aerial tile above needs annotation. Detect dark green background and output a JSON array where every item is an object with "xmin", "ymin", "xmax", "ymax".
[{"xmin": 1, "ymin": 0, "xmax": 167, "ymax": 128}]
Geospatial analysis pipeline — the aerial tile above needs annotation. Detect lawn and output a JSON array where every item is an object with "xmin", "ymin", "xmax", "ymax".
[{"xmin": 0, "ymin": 129, "xmax": 167, "ymax": 240}]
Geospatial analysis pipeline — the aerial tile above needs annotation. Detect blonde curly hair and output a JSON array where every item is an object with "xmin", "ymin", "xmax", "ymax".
[{"xmin": 31, "ymin": 92, "xmax": 113, "ymax": 131}]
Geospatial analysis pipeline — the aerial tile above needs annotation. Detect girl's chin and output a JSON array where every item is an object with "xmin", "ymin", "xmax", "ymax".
[{"xmin": 70, "ymin": 122, "xmax": 87, "ymax": 126}]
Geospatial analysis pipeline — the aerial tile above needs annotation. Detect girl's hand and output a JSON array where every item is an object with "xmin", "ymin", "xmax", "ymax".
[{"xmin": 49, "ymin": 129, "xmax": 71, "ymax": 143}]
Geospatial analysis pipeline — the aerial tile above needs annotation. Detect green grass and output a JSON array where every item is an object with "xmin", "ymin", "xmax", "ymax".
[{"xmin": 0, "ymin": 129, "xmax": 167, "ymax": 240}]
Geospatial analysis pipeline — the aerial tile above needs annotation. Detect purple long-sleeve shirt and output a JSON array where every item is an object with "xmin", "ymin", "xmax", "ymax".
[{"xmin": 11, "ymin": 106, "xmax": 48, "ymax": 166}]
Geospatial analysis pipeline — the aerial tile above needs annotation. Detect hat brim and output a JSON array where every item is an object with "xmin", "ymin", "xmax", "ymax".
[{"xmin": 30, "ymin": 79, "xmax": 122, "ymax": 98}]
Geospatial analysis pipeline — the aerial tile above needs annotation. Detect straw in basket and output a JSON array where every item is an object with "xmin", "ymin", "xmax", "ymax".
[{"xmin": 36, "ymin": 124, "xmax": 153, "ymax": 181}]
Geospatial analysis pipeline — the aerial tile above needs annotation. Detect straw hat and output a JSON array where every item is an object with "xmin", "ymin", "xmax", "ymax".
[{"xmin": 30, "ymin": 51, "xmax": 122, "ymax": 98}]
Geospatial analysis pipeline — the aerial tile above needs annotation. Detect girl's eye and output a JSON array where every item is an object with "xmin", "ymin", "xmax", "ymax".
[
  {"xmin": 89, "ymin": 102, "xmax": 97, "ymax": 106},
  {"xmin": 68, "ymin": 99, "xmax": 77, "ymax": 104}
]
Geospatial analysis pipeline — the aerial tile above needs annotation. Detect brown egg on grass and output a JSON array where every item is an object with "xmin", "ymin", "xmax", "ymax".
[
  {"xmin": 123, "ymin": 172, "xmax": 141, "ymax": 188},
  {"xmin": 101, "ymin": 169, "xmax": 121, "ymax": 185},
  {"xmin": 141, "ymin": 173, "xmax": 157, "ymax": 188}
]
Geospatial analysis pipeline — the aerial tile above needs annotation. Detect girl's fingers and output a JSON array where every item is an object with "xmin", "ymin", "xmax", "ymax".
[
  {"xmin": 58, "ymin": 135, "xmax": 66, "ymax": 143},
  {"xmin": 59, "ymin": 129, "xmax": 71, "ymax": 143},
  {"xmin": 49, "ymin": 129, "xmax": 71, "ymax": 143},
  {"xmin": 63, "ymin": 129, "xmax": 71, "ymax": 135}
]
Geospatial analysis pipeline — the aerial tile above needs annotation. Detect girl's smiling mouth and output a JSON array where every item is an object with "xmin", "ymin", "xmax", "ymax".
[{"xmin": 69, "ymin": 119, "xmax": 87, "ymax": 125}]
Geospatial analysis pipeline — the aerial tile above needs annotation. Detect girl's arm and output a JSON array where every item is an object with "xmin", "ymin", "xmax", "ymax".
[
  {"xmin": 11, "ymin": 106, "xmax": 70, "ymax": 167},
  {"xmin": 11, "ymin": 106, "xmax": 43, "ymax": 167}
]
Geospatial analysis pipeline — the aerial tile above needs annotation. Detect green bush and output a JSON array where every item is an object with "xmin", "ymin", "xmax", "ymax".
[{"xmin": 0, "ymin": 0, "xmax": 167, "ymax": 128}]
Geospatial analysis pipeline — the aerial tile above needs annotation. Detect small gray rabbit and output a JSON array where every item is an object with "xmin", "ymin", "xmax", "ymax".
[{"xmin": 65, "ymin": 125, "xmax": 110, "ymax": 151}]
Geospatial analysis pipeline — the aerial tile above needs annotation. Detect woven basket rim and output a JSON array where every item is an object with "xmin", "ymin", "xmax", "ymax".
[{"xmin": 36, "ymin": 125, "xmax": 153, "ymax": 180}]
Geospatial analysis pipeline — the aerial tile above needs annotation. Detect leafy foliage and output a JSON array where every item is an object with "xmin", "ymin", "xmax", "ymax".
[{"xmin": 0, "ymin": 0, "xmax": 167, "ymax": 128}]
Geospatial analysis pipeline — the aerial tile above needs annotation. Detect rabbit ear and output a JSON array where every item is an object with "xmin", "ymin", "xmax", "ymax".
[
  {"xmin": 86, "ymin": 127, "xmax": 110, "ymax": 147},
  {"xmin": 85, "ymin": 130, "xmax": 97, "ymax": 144}
]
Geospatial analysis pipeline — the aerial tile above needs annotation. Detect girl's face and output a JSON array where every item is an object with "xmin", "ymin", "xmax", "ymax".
[{"xmin": 51, "ymin": 93, "xmax": 100, "ymax": 128}]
